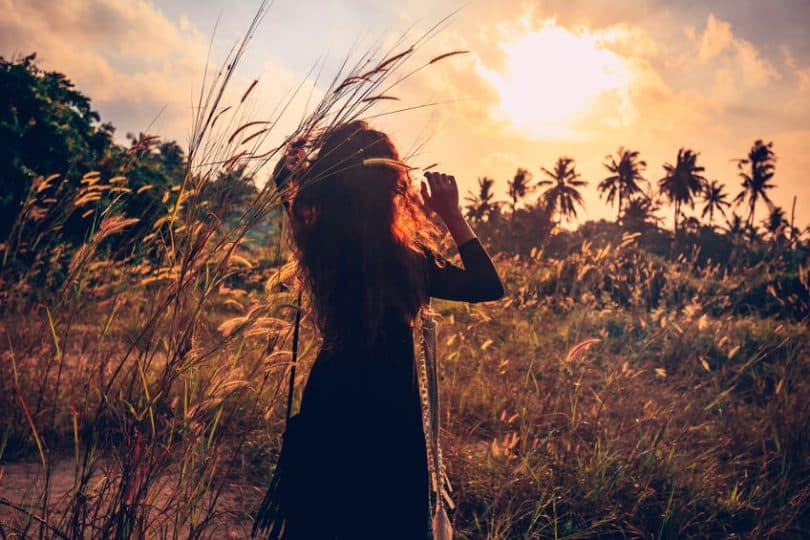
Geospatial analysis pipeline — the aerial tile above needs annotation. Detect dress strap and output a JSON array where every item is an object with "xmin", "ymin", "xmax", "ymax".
[{"xmin": 414, "ymin": 303, "xmax": 454, "ymax": 540}]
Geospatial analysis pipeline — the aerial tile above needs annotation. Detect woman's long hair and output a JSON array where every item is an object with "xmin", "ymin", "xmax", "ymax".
[{"xmin": 287, "ymin": 120, "xmax": 438, "ymax": 347}]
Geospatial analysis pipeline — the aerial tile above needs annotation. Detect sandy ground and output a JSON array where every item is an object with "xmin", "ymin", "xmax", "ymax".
[{"xmin": 0, "ymin": 456, "xmax": 263, "ymax": 538}]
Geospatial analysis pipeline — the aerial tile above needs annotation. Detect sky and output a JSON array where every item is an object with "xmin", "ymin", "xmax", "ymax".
[{"xmin": 2, "ymin": 0, "xmax": 809, "ymax": 229}]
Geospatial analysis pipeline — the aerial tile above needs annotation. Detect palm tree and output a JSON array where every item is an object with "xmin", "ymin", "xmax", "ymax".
[
  {"xmin": 724, "ymin": 213, "xmax": 746, "ymax": 238},
  {"xmin": 763, "ymin": 205, "xmax": 788, "ymax": 241},
  {"xmin": 623, "ymin": 193, "xmax": 662, "ymax": 233},
  {"xmin": 507, "ymin": 168, "xmax": 533, "ymax": 220},
  {"xmin": 725, "ymin": 212, "xmax": 761, "ymax": 240},
  {"xmin": 538, "ymin": 157, "xmax": 588, "ymax": 225},
  {"xmin": 700, "ymin": 180, "xmax": 731, "ymax": 228},
  {"xmin": 598, "ymin": 147, "xmax": 646, "ymax": 224},
  {"xmin": 464, "ymin": 177, "xmax": 499, "ymax": 223},
  {"xmin": 658, "ymin": 148, "xmax": 706, "ymax": 235},
  {"xmin": 682, "ymin": 216, "xmax": 702, "ymax": 236},
  {"xmin": 734, "ymin": 139, "xmax": 776, "ymax": 228}
]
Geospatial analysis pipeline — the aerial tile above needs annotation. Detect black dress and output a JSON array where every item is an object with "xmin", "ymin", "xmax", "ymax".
[{"xmin": 260, "ymin": 238, "xmax": 503, "ymax": 540}]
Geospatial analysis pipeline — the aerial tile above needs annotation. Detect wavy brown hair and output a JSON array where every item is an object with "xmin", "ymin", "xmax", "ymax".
[{"xmin": 287, "ymin": 120, "xmax": 439, "ymax": 347}]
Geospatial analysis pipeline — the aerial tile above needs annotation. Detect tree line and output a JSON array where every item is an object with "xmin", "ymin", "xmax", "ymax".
[{"xmin": 464, "ymin": 138, "xmax": 802, "ymax": 258}]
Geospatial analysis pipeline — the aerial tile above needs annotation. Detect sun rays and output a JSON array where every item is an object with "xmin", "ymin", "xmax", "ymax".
[{"xmin": 479, "ymin": 21, "xmax": 634, "ymax": 139}]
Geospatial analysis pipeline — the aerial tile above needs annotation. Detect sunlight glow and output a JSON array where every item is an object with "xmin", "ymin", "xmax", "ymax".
[{"xmin": 480, "ymin": 21, "xmax": 634, "ymax": 139}]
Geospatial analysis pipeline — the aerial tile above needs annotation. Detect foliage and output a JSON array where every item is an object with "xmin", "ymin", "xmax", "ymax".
[
  {"xmin": 507, "ymin": 168, "xmax": 534, "ymax": 218},
  {"xmin": 0, "ymin": 55, "xmax": 266, "ymax": 291},
  {"xmin": 622, "ymin": 193, "xmax": 662, "ymax": 234},
  {"xmin": 465, "ymin": 177, "xmax": 500, "ymax": 224},
  {"xmin": 0, "ymin": 53, "xmax": 116, "ymax": 240}
]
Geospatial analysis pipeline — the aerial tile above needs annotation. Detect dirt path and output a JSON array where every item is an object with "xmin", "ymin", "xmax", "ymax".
[{"xmin": 0, "ymin": 456, "xmax": 263, "ymax": 538}]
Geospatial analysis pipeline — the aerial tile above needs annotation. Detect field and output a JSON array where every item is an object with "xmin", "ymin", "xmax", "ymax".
[
  {"xmin": 2, "ymin": 210, "xmax": 808, "ymax": 538},
  {"xmin": 1, "ymin": 14, "xmax": 809, "ymax": 538}
]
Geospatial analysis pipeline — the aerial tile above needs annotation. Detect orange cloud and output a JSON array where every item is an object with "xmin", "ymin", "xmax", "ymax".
[
  {"xmin": 0, "ymin": 0, "xmax": 208, "ymax": 135},
  {"xmin": 696, "ymin": 14, "xmax": 780, "ymax": 90},
  {"xmin": 0, "ymin": 0, "xmax": 301, "ymax": 146},
  {"xmin": 698, "ymin": 14, "xmax": 735, "ymax": 61},
  {"xmin": 780, "ymin": 45, "xmax": 810, "ymax": 92}
]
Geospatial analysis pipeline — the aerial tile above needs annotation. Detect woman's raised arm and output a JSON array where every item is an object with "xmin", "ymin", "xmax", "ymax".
[{"xmin": 421, "ymin": 172, "xmax": 504, "ymax": 302}]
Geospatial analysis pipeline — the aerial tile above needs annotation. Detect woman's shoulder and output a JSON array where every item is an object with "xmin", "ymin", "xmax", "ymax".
[{"xmin": 413, "ymin": 240, "xmax": 447, "ymax": 268}]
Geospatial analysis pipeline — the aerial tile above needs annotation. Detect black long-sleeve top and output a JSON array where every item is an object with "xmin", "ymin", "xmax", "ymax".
[
  {"xmin": 424, "ymin": 237, "xmax": 504, "ymax": 303},
  {"xmin": 301, "ymin": 235, "xmax": 504, "ymax": 421}
]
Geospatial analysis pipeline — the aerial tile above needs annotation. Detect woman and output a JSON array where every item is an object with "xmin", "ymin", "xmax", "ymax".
[{"xmin": 256, "ymin": 121, "xmax": 503, "ymax": 539}]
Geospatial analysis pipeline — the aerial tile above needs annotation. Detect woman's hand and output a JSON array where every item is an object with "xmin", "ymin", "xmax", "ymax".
[
  {"xmin": 421, "ymin": 172, "xmax": 462, "ymax": 221},
  {"xmin": 421, "ymin": 171, "xmax": 476, "ymax": 246}
]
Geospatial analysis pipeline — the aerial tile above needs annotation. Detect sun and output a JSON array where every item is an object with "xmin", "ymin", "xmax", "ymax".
[{"xmin": 479, "ymin": 22, "xmax": 633, "ymax": 139}]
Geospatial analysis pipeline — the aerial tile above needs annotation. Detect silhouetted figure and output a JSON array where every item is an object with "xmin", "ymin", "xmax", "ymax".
[{"xmin": 253, "ymin": 121, "xmax": 503, "ymax": 539}]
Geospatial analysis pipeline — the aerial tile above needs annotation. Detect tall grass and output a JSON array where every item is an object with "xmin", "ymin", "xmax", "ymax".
[
  {"xmin": 0, "ymin": 4, "xmax": 471, "ymax": 537},
  {"xmin": 436, "ymin": 242, "xmax": 808, "ymax": 537}
]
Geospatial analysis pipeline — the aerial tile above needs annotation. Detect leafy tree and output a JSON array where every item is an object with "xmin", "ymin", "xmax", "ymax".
[
  {"xmin": 734, "ymin": 139, "xmax": 776, "ymax": 228},
  {"xmin": 116, "ymin": 135, "xmax": 186, "ymax": 241},
  {"xmin": 763, "ymin": 205, "xmax": 788, "ymax": 242},
  {"xmin": 598, "ymin": 147, "xmax": 646, "ymax": 224},
  {"xmin": 538, "ymin": 157, "xmax": 588, "ymax": 226},
  {"xmin": 682, "ymin": 216, "xmax": 702, "ymax": 236},
  {"xmin": 0, "ymin": 53, "xmax": 116, "ymax": 238},
  {"xmin": 492, "ymin": 203, "xmax": 553, "ymax": 256},
  {"xmin": 0, "ymin": 54, "xmax": 194, "ymax": 254},
  {"xmin": 658, "ymin": 148, "xmax": 706, "ymax": 235},
  {"xmin": 700, "ymin": 180, "xmax": 731, "ymax": 228},
  {"xmin": 724, "ymin": 212, "xmax": 748, "ymax": 243}
]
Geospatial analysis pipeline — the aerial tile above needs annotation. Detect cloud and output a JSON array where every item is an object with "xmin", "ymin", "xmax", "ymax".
[
  {"xmin": 698, "ymin": 14, "xmax": 734, "ymax": 61},
  {"xmin": 0, "ymin": 0, "xmax": 302, "ymax": 147},
  {"xmin": 780, "ymin": 45, "xmax": 810, "ymax": 92},
  {"xmin": 470, "ymin": 15, "xmax": 722, "ymax": 142},
  {"xmin": 0, "ymin": 0, "xmax": 209, "ymax": 141},
  {"xmin": 480, "ymin": 152, "xmax": 524, "ymax": 175},
  {"xmin": 594, "ymin": 23, "xmax": 659, "ymax": 59},
  {"xmin": 734, "ymin": 39, "xmax": 780, "ymax": 87},
  {"xmin": 472, "ymin": 20, "xmax": 648, "ymax": 139},
  {"xmin": 696, "ymin": 14, "xmax": 780, "ymax": 90},
  {"xmin": 769, "ymin": 130, "xmax": 810, "ymax": 219}
]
